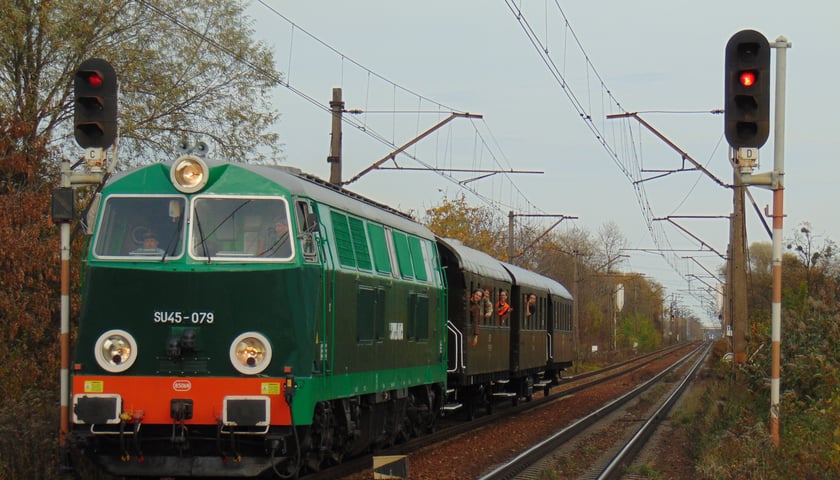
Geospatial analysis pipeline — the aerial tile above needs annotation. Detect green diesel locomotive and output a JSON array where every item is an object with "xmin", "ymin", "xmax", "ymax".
[{"xmin": 72, "ymin": 155, "xmax": 446, "ymax": 477}]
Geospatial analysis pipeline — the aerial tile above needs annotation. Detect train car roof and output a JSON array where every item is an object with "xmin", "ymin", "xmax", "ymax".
[
  {"xmin": 437, "ymin": 238, "xmax": 511, "ymax": 282},
  {"xmin": 437, "ymin": 237, "xmax": 572, "ymax": 300},
  {"xmin": 501, "ymin": 263, "xmax": 572, "ymax": 300}
]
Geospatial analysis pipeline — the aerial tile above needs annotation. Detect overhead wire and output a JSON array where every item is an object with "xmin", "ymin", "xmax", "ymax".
[
  {"xmin": 248, "ymin": 1, "xmax": 547, "ymax": 217},
  {"xmin": 504, "ymin": 0, "xmax": 715, "ymax": 311},
  {"xmin": 142, "ymin": 1, "xmax": 712, "ymax": 290},
  {"xmin": 139, "ymin": 0, "xmax": 495, "ymax": 204}
]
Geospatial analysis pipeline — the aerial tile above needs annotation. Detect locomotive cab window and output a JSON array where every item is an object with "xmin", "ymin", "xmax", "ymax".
[
  {"xmin": 92, "ymin": 195, "xmax": 187, "ymax": 259},
  {"xmin": 190, "ymin": 196, "xmax": 294, "ymax": 261}
]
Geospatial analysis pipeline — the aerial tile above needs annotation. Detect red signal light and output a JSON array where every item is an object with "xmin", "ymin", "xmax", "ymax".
[
  {"xmin": 73, "ymin": 58, "xmax": 118, "ymax": 148},
  {"xmin": 84, "ymin": 72, "xmax": 104, "ymax": 88},
  {"xmin": 725, "ymin": 30, "xmax": 770, "ymax": 148},
  {"xmin": 739, "ymin": 70, "xmax": 757, "ymax": 87}
]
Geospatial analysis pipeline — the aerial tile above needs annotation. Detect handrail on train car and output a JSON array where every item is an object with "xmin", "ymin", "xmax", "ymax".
[
  {"xmin": 446, "ymin": 321, "xmax": 466, "ymax": 371},
  {"xmin": 546, "ymin": 332, "xmax": 553, "ymax": 359}
]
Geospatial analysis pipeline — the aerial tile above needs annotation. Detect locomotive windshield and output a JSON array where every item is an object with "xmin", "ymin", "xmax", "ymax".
[
  {"xmin": 190, "ymin": 196, "xmax": 294, "ymax": 261},
  {"xmin": 92, "ymin": 195, "xmax": 187, "ymax": 259}
]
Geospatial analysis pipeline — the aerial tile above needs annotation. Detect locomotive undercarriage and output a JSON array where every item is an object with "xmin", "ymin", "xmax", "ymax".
[
  {"xmin": 299, "ymin": 383, "xmax": 440, "ymax": 473},
  {"xmin": 73, "ymin": 422, "xmax": 293, "ymax": 478},
  {"xmin": 73, "ymin": 383, "xmax": 441, "ymax": 478}
]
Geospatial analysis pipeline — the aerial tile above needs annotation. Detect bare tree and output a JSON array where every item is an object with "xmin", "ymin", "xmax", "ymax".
[
  {"xmin": 593, "ymin": 220, "xmax": 627, "ymax": 271},
  {"xmin": 786, "ymin": 222, "xmax": 836, "ymax": 297}
]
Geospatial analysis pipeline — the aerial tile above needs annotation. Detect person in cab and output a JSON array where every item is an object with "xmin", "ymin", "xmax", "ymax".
[{"xmin": 258, "ymin": 216, "xmax": 292, "ymax": 257}]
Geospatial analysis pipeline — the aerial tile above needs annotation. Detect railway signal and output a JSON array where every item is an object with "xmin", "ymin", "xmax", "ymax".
[
  {"xmin": 73, "ymin": 58, "xmax": 118, "ymax": 149},
  {"xmin": 724, "ymin": 30, "xmax": 770, "ymax": 148}
]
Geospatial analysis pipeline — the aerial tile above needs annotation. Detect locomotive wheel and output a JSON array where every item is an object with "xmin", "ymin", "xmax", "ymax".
[
  {"xmin": 409, "ymin": 386, "xmax": 438, "ymax": 435},
  {"xmin": 303, "ymin": 402, "xmax": 338, "ymax": 472}
]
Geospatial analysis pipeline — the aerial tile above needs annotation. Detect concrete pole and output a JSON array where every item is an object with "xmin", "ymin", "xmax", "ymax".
[
  {"xmin": 769, "ymin": 35, "xmax": 790, "ymax": 448},
  {"xmin": 328, "ymin": 88, "xmax": 344, "ymax": 185},
  {"xmin": 731, "ymin": 161, "xmax": 749, "ymax": 365},
  {"xmin": 572, "ymin": 251, "xmax": 579, "ymax": 372},
  {"xmin": 59, "ymin": 159, "xmax": 71, "ymax": 453},
  {"xmin": 507, "ymin": 211, "xmax": 514, "ymax": 264},
  {"xmin": 57, "ymin": 150, "xmax": 104, "ymax": 472}
]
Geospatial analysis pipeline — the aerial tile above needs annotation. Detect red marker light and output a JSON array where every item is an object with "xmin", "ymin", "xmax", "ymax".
[
  {"xmin": 739, "ymin": 71, "xmax": 756, "ymax": 87},
  {"xmin": 85, "ymin": 72, "xmax": 104, "ymax": 88}
]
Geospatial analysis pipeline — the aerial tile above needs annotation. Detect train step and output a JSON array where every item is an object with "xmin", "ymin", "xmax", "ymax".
[
  {"xmin": 442, "ymin": 402, "xmax": 463, "ymax": 411},
  {"xmin": 492, "ymin": 392, "xmax": 517, "ymax": 398},
  {"xmin": 534, "ymin": 380, "xmax": 552, "ymax": 388}
]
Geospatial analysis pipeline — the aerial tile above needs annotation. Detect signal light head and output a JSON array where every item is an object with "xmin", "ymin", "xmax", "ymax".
[
  {"xmin": 724, "ymin": 30, "xmax": 770, "ymax": 149},
  {"xmin": 84, "ymin": 72, "xmax": 104, "ymax": 88},
  {"xmin": 73, "ymin": 58, "xmax": 118, "ymax": 148},
  {"xmin": 739, "ymin": 71, "xmax": 757, "ymax": 87}
]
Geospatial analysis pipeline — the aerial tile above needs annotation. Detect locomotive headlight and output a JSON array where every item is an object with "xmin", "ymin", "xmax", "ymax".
[
  {"xmin": 94, "ymin": 329, "xmax": 138, "ymax": 373},
  {"xmin": 229, "ymin": 332, "xmax": 272, "ymax": 375},
  {"xmin": 170, "ymin": 155, "xmax": 209, "ymax": 193}
]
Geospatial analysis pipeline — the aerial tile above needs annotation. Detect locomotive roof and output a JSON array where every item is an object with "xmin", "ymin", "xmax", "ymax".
[
  {"xmin": 242, "ymin": 163, "xmax": 434, "ymax": 237},
  {"xmin": 107, "ymin": 159, "xmax": 435, "ymax": 241},
  {"xmin": 438, "ymin": 237, "xmax": 572, "ymax": 300}
]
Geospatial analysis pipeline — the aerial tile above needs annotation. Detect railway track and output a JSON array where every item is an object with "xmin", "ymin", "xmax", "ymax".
[
  {"xmin": 592, "ymin": 344, "xmax": 708, "ymax": 479},
  {"xmin": 305, "ymin": 343, "xmax": 696, "ymax": 480},
  {"xmin": 478, "ymin": 342, "xmax": 708, "ymax": 480}
]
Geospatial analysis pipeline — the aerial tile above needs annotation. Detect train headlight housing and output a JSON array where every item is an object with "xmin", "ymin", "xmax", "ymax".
[
  {"xmin": 94, "ymin": 330, "xmax": 138, "ymax": 373},
  {"xmin": 170, "ymin": 155, "xmax": 209, "ymax": 193},
  {"xmin": 229, "ymin": 332, "xmax": 272, "ymax": 375}
]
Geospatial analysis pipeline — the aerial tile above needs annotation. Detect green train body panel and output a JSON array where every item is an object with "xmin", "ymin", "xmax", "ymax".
[{"xmin": 74, "ymin": 268, "xmax": 323, "ymax": 377}]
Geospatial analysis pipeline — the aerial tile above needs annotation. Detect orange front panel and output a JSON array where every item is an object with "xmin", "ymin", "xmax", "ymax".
[{"xmin": 73, "ymin": 376, "xmax": 290, "ymax": 425}]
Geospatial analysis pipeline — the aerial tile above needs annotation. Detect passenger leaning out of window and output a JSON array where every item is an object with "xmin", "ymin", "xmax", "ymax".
[
  {"xmin": 525, "ymin": 293, "xmax": 537, "ymax": 320},
  {"xmin": 469, "ymin": 289, "xmax": 483, "ymax": 346},
  {"xmin": 496, "ymin": 290, "xmax": 512, "ymax": 325},
  {"xmin": 482, "ymin": 287, "xmax": 493, "ymax": 322}
]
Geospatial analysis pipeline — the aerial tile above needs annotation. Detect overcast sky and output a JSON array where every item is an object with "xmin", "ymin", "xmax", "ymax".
[{"xmin": 245, "ymin": 1, "xmax": 839, "ymax": 324}]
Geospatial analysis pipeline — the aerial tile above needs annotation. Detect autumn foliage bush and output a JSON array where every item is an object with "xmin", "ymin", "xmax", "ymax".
[
  {"xmin": 0, "ymin": 120, "xmax": 84, "ymax": 479},
  {"xmin": 690, "ymin": 244, "xmax": 840, "ymax": 479}
]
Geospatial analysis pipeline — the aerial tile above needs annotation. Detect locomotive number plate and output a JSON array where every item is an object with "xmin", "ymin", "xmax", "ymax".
[{"xmin": 153, "ymin": 310, "xmax": 215, "ymax": 324}]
